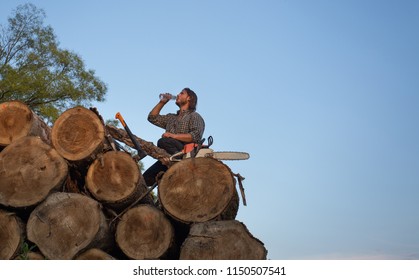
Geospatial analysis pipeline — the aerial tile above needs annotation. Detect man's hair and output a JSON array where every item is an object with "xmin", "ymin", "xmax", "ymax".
[{"xmin": 184, "ymin": 87, "xmax": 198, "ymax": 111}]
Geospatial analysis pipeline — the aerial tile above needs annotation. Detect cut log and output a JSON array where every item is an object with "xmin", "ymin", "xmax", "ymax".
[
  {"xmin": 0, "ymin": 136, "xmax": 68, "ymax": 208},
  {"xmin": 158, "ymin": 157, "xmax": 239, "ymax": 223},
  {"xmin": 180, "ymin": 220, "xmax": 267, "ymax": 260},
  {"xmin": 0, "ymin": 210, "xmax": 24, "ymax": 260},
  {"xmin": 27, "ymin": 192, "xmax": 112, "ymax": 260},
  {"xmin": 115, "ymin": 205, "xmax": 174, "ymax": 259},
  {"xmin": 51, "ymin": 106, "xmax": 105, "ymax": 162},
  {"xmin": 86, "ymin": 151, "xmax": 149, "ymax": 210},
  {"xmin": 75, "ymin": 248, "xmax": 115, "ymax": 260},
  {"xmin": 0, "ymin": 100, "xmax": 51, "ymax": 146}
]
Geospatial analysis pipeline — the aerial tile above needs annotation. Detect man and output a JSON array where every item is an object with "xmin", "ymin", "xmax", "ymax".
[{"xmin": 143, "ymin": 88, "xmax": 205, "ymax": 186}]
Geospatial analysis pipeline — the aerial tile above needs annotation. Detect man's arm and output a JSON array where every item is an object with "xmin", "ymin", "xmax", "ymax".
[
  {"xmin": 148, "ymin": 98, "xmax": 172, "ymax": 129},
  {"xmin": 149, "ymin": 99, "xmax": 168, "ymax": 117},
  {"xmin": 162, "ymin": 132, "xmax": 193, "ymax": 143}
]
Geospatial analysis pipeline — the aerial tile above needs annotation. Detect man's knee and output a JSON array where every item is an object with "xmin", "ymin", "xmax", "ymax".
[{"xmin": 157, "ymin": 137, "xmax": 184, "ymax": 154}]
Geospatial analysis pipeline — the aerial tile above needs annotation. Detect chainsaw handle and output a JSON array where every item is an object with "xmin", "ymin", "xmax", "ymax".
[{"xmin": 169, "ymin": 151, "xmax": 184, "ymax": 162}]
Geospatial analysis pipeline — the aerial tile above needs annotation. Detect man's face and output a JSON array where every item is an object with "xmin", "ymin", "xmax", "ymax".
[{"xmin": 175, "ymin": 89, "xmax": 189, "ymax": 107}]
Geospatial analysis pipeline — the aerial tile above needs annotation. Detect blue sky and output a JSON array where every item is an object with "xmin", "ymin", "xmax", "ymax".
[{"xmin": 1, "ymin": 0, "xmax": 419, "ymax": 260}]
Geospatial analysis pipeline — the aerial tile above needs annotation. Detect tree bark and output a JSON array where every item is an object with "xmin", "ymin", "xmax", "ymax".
[
  {"xmin": 0, "ymin": 210, "xmax": 25, "ymax": 260},
  {"xmin": 27, "ymin": 192, "xmax": 112, "ymax": 260},
  {"xmin": 106, "ymin": 125, "xmax": 172, "ymax": 165},
  {"xmin": 180, "ymin": 220, "xmax": 268, "ymax": 260},
  {"xmin": 51, "ymin": 106, "xmax": 106, "ymax": 162},
  {"xmin": 158, "ymin": 157, "xmax": 239, "ymax": 223},
  {"xmin": 115, "ymin": 205, "xmax": 174, "ymax": 259},
  {"xmin": 0, "ymin": 100, "xmax": 51, "ymax": 146},
  {"xmin": 0, "ymin": 136, "xmax": 68, "ymax": 208},
  {"xmin": 86, "ymin": 150, "xmax": 149, "ymax": 210}
]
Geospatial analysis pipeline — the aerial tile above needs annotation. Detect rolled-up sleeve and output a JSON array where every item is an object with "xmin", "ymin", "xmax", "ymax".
[
  {"xmin": 188, "ymin": 113, "xmax": 205, "ymax": 143},
  {"xmin": 148, "ymin": 113, "xmax": 173, "ymax": 130}
]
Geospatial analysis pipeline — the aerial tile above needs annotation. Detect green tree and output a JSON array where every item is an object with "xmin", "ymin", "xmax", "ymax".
[{"xmin": 0, "ymin": 3, "xmax": 107, "ymax": 122}]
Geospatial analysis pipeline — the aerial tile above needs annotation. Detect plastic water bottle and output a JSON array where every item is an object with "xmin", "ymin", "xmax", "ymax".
[{"xmin": 159, "ymin": 93, "xmax": 176, "ymax": 101}]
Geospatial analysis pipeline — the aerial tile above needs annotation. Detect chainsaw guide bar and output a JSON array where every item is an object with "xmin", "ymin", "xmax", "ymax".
[{"xmin": 204, "ymin": 151, "xmax": 250, "ymax": 161}]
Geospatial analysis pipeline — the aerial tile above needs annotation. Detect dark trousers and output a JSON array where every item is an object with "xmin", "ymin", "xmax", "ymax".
[{"xmin": 143, "ymin": 137, "xmax": 184, "ymax": 186}]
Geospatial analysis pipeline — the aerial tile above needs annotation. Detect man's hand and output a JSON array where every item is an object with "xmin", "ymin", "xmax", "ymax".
[
  {"xmin": 159, "ymin": 93, "xmax": 173, "ymax": 103},
  {"xmin": 162, "ymin": 132, "xmax": 174, "ymax": 139}
]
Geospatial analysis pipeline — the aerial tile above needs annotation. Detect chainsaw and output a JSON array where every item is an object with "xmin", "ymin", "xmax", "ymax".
[{"xmin": 169, "ymin": 136, "xmax": 250, "ymax": 162}]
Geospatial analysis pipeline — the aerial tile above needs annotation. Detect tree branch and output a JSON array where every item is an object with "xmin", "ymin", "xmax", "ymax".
[{"xmin": 106, "ymin": 125, "xmax": 173, "ymax": 166}]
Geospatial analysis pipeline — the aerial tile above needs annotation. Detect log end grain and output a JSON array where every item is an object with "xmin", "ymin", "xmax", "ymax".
[
  {"xmin": 0, "ymin": 210, "xmax": 24, "ymax": 260},
  {"xmin": 0, "ymin": 101, "xmax": 33, "ymax": 146},
  {"xmin": 116, "ymin": 205, "xmax": 174, "ymax": 259},
  {"xmin": 158, "ymin": 157, "xmax": 236, "ymax": 223},
  {"xmin": 51, "ymin": 106, "xmax": 105, "ymax": 161},
  {"xmin": 0, "ymin": 136, "xmax": 68, "ymax": 208},
  {"xmin": 27, "ymin": 192, "xmax": 111, "ymax": 260},
  {"xmin": 180, "ymin": 220, "xmax": 268, "ymax": 260},
  {"xmin": 0, "ymin": 101, "xmax": 34, "ymax": 146},
  {"xmin": 86, "ymin": 151, "xmax": 143, "ymax": 205}
]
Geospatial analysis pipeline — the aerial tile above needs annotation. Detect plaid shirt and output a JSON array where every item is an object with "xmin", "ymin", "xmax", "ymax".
[{"xmin": 148, "ymin": 109, "xmax": 205, "ymax": 143}]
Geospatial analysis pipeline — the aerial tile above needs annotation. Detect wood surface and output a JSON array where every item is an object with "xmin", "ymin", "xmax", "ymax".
[
  {"xmin": 27, "ymin": 192, "xmax": 111, "ymax": 260},
  {"xmin": 0, "ymin": 100, "xmax": 51, "ymax": 146},
  {"xmin": 180, "ymin": 220, "xmax": 267, "ymax": 260},
  {"xmin": 51, "ymin": 106, "xmax": 105, "ymax": 162},
  {"xmin": 116, "ymin": 205, "xmax": 174, "ymax": 259},
  {"xmin": 0, "ymin": 136, "xmax": 68, "ymax": 208},
  {"xmin": 158, "ymin": 157, "xmax": 238, "ymax": 223}
]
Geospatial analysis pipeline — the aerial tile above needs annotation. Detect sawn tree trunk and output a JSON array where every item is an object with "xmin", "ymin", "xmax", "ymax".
[
  {"xmin": 158, "ymin": 157, "xmax": 239, "ymax": 223},
  {"xmin": 180, "ymin": 220, "xmax": 267, "ymax": 260},
  {"xmin": 86, "ymin": 150, "xmax": 149, "ymax": 210},
  {"xmin": 0, "ymin": 210, "xmax": 25, "ymax": 260},
  {"xmin": 51, "ymin": 106, "xmax": 106, "ymax": 163},
  {"xmin": 0, "ymin": 136, "xmax": 68, "ymax": 208},
  {"xmin": 115, "ymin": 205, "xmax": 174, "ymax": 259},
  {"xmin": 0, "ymin": 101, "xmax": 51, "ymax": 146},
  {"xmin": 27, "ymin": 192, "xmax": 112, "ymax": 260}
]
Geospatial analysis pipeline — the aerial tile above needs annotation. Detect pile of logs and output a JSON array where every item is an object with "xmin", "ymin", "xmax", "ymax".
[{"xmin": 0, "ymin": 101, "xmax": 267, "ymax": 260}]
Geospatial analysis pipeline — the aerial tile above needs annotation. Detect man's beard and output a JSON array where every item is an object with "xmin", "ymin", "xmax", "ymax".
[{"xmin": 176, "ymin": 100, "xmax": 187, "ymax": 107}]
